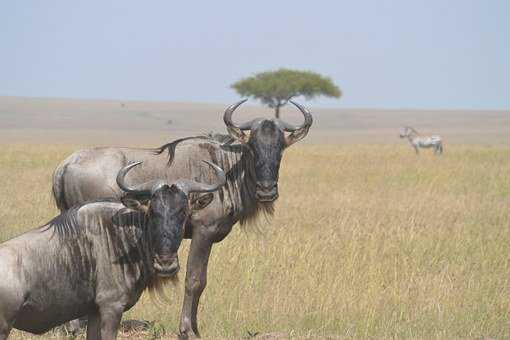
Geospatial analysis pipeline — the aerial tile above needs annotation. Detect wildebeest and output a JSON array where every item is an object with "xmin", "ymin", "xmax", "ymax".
[
  {"xmin": 399, "ymin": 126, "xmax": 443, "ymax": 155},
  {"xmin": 51, "ymin": 100, "xmax": 313, "ymax": 337},
  {"xmin": 0, "ymin": 161, "xmax": 225, "ymax": 340}
]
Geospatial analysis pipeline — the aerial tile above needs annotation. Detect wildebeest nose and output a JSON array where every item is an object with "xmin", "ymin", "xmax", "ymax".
[
  {"xmin": 156, "ymin": 254, "xmax": 177, "ymax": 265},
  {"xmin": 166, "ymin": 260, "xmax": 180, "ymax": 272},
  {"xmin": 154, "ymin": 254, "xmax": 180, "ymax": 277},
  {"xmin": 257, "ymin": 181, "xmax": 276, "ymax": 190}
]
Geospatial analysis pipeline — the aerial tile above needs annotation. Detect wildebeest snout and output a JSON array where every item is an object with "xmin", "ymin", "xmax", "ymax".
[
  {"xmin": 256, "ymin": 180, "xmax": 279, "ymax": 201},
  {"xmin": 153, "ymin": 253, "xmax": 180, "ymax": 277}
]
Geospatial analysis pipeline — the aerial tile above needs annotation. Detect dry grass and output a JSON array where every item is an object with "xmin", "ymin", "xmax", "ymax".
[{"xmin": 1, "ymin": 143, "xmax": 510, "ymax": 339}]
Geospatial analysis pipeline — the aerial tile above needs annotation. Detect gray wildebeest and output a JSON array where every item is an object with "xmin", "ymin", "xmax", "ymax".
[
  {"xmin": 399, "ymin": 126, "xmax": 443, "ymax": 155},
  {"xmin": 0, "ymin": 161, "xmax": 225, "ymax": 340},
  {"xmin": 51, "ymin": 99, "xmax": 313, "ymax": 338}
]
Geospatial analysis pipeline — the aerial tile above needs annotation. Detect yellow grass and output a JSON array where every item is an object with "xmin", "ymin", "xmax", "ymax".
[{"xmin": 1, "ymin": 144, "xmax": 510, "ymax": 339}]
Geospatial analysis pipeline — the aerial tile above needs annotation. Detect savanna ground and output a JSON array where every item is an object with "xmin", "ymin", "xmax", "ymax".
[
  {"xmin": 1, "ymin": 143, "xmax": 509, "ymax": 339},
  {"xmin": 1, "ymin": 97, "xmax": 510, "ymax": 339}
]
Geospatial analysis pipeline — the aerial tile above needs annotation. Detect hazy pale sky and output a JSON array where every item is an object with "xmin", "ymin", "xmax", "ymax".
[{"xmin": 1, "ymin": 1, "xmax": 509, "ymax": 109}]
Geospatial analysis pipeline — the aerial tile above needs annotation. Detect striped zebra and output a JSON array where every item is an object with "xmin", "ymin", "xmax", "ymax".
[{"xmin": 399, "ymin": 126, "xmax": 443, "ymax": 155}]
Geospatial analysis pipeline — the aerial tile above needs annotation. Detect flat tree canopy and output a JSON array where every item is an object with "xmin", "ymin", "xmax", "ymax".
[{"xmin": 231, "ymin": 68, "xmax": 341, "ymax": 118}]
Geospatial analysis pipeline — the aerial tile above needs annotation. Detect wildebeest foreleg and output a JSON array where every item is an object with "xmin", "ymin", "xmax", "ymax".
[
  {"xmin": 0, "ymin": 286, "xmax": 20, "ymax": 340},
  {"xmin": 0, "ymin": 311, "xmax": 12, "ymax": 340},
  {"xmin": 0, "ymin": 322, "xmax": 11, "ymax": 340},
  {"xmin": 0, "ymin": 329, "xmax": 10, "ymax": 340},
  {"xmin": 179, "ymin": 229, "xmax": 213, "ymax": 338},
  {"xmin": 86, "ymin": 312, "xmax": 100, "ymax": 340},
  {"xmin": 98, "ymin": 306, "xmax": 123, "ymax": 340}
]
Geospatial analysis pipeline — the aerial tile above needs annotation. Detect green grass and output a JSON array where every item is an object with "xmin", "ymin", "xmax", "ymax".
[{"xmin": 1, "ymin": 144, "xmax": 510, "ymax": 339}]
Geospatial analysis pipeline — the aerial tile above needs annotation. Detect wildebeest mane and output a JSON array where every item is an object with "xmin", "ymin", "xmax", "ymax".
[
  {"xmin": 44, "ymin": 205, "xmax": 82, "ymax": 240},
  {"xmin": 154, "ymin": 133, "xmax": 237, "ymax": 166},
  {"xmin": 155, "ymin": 133, "xmax": 274, "ymax": 225},
  {"xmin": 43, "ymin": 199, "xmax": 173, "ymax": 297},
  {"xmin": 201, "ymin": 132, "xmax": 237, "ymax": 145},
  {"xmin": 154, "ymin": 136, "xmax": 212, "ymax": 165},
  {"xmin": 44, "ymin": 198, "xmax": 120, "ymax": 240},
  {"xmin": 196, "ymin": 136, "xmax": 274, "ymax": 226}
]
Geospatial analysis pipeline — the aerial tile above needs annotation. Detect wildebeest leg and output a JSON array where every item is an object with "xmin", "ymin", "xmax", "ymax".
[
  {"xmin": 98, "ymin": 306, "xmax": 123, "ymax": 340},
  {"xmin": 0, "ymin": 328, "xmax": 11, "ymax": 340},
  {"xmin": 414, "ymin": 146, "xmax": 419, "ymax": 155},
  {"xmin": 179, "ymin": 229, "xmax": 213, "ymax": 338},
  {"xmin": 86, "ymin": 312, "xmax": 100, "ymax": 340},
  {"xmin": 0, "ymin": 318, "xmax": 11, "ymax": 340},
  {"xmin": 66, "ymin": 317, "xmax": 87, "ymax": 335},
  {"xmin": 0, "ymin": 310, "xmax": 14, "ymax": 340},
  {"xmin": 0, "ymin": 309, "xmax": 12, "ymax": 339},
  {"xmin": 0, "ymin": 284, "xmax": 21, "ymax": 340}
]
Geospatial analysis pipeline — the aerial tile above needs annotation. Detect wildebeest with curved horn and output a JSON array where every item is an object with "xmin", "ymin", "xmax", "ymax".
[
  {"xmin": 51, "ymin": 100, "xmax": 313, "ymax": 338},
  {"xmin": 0, "ymin": 161, "xmax": 225, "ymax": 340}
]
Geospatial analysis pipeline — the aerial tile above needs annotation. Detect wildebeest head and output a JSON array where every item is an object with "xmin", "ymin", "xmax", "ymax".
[
  {"xmin": 223, "ymin": 99, "xmax": 313, "ymax": 202},
  {"xmin": 116, "ymin": 161, "xmax": 225, "ymax": 277}
]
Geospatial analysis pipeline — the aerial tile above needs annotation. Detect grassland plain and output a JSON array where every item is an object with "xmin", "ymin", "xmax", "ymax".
[{"xmin": 1, "ymin": 143, "xmax": 510, "ymax": 339}]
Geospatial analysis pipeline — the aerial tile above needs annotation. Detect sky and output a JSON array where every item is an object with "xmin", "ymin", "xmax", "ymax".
[{"xmin": 1, "ymin": 1, "xmax": 509, "ymax": 109}]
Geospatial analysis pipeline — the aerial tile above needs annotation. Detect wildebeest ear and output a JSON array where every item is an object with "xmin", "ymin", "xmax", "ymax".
[
  {"xmin": 121, "ymin": 195, "xmax": 149, "ymax": 213},
  {"xmin": 191, "ymin": 193, "xmax": 214, "ymax": 211}
]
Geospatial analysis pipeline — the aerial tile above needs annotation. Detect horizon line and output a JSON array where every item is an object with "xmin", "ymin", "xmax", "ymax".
[{"xmin": 1, "ymin": 94, "xmax": 509, "ymax": 113}]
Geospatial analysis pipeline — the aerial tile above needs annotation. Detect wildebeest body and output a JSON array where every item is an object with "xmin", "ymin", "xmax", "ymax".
[
  {"xmin": 54, "ymin": 138, "xmax": 281, "ymax": 252},
  {"xmin": 1, "ymin": 159, "xmax": 225, "ymax": 340},
  {"xmin": 0, "ymin": 202, "xmax": 150, "ymax": 336}
]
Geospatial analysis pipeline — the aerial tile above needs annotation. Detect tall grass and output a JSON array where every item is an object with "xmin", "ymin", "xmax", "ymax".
[{"xmin": 1, "ymin": 144, "xmax": 509, "ymax": 339}]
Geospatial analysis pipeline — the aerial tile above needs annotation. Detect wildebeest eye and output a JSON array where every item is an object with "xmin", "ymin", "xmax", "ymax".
[{"xmin": 191, "ymin": 193, "xmax": 214, "ymax": 211}]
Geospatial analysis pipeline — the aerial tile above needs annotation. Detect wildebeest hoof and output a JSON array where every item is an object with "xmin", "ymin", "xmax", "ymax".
[{"xmin": 179, "ymin": 330, "xmax": 200, "ymax": 339}]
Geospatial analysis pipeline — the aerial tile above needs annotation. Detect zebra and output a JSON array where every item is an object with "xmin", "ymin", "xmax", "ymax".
[{"xmin": 399, "ymin": 126, "xmax": 443, "ymax": 155}]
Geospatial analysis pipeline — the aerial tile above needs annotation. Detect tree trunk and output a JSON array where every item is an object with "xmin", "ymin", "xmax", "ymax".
[{"xmin": 274, "ymin": 104, "xmax": 281, "ymax": 119}]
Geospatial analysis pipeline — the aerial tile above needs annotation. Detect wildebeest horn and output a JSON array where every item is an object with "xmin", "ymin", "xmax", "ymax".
[
  {"xmin": 223, "ymin": 99, "xmax": 249, "ymax": 142},
  {"xmin": 117, "ymin": 161, "xmax": 154, "ymax": 197},
  {"xmin": 282, "ymin": 100, "xmax": 314, "ymax": 146},
  {"xmin": 118, "ymin": 161, "xmax": 226, "ymax": 197},
  {"xmin": 176, "ymin": 161, "xmax": 226, "ymax": 194}
]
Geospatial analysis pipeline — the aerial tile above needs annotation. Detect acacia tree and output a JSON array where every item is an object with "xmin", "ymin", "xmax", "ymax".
[{"xmin": 231, "ymin": 68, "xmax": 341, "ymax": 118}]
